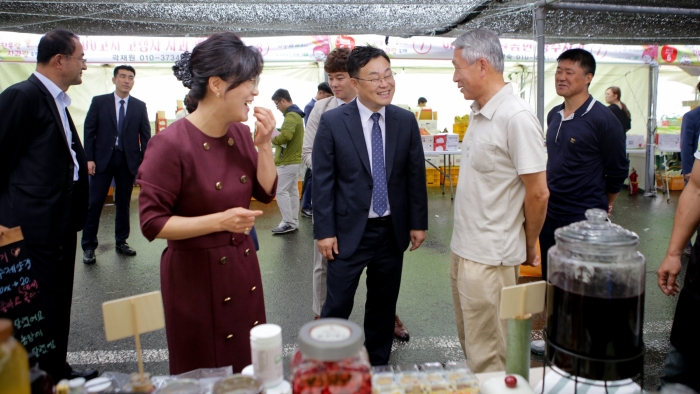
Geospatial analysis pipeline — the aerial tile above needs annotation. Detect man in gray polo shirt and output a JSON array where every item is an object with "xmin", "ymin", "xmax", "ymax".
[{"xmin": 450, "ymin": 29, "xmax": 549, "ymax": 373}]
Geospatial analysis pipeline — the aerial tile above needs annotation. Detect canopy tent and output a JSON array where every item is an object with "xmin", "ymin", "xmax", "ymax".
[
  {"xmin": 1, "ymin": 32, "xmax": 696, "ymax": 150},
  {"xmin": 1, "ymin": 0, "xmax": 700, "ymax": 193},
  {"xmin": 0, "ymin": 0, "xmax": 699, "ymax": 44}
]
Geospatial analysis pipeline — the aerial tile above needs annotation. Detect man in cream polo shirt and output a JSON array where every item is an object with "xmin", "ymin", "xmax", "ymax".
[{"xmin": 449, "ymin": 29, "xmax": 549, "ymax": 373}]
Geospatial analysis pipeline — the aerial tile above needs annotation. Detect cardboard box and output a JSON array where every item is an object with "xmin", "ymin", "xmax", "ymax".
[
  {"xmin": 419, "ymin": 120, "xmax": 439, "ymax": 133},
  {"xmin": 656, "ymin": 133, "xmax": 681, "ymax": 152},
  {"xmin": 626, "ymin": 135, "xmax": 644, "ymax": 149},
  {"xmin": 421, "ymin": 135, "xmax": 434, "ymax": 151},
  {"xmin": 446, "ymin": 134, "xmax": 459, "ymax": 151},
  {"xmin": 425, "ymin": 157, "xmax": 440, "ymax": 169}
]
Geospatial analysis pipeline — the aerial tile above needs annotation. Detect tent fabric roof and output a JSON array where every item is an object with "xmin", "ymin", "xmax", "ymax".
[{"xmin": 1, "ymin": 0, "xmax": 699, "ymax": 44}]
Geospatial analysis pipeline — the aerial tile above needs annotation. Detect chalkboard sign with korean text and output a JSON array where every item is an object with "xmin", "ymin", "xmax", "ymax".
[{"xmin": 0, "ymin": 227, "xmax": 54, "ymax": 358}]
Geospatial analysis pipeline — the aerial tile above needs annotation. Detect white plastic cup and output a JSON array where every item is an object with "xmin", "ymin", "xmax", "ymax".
[{"xmin": 250, "ymin": 324, "xmax": 283, "ymax": 388}]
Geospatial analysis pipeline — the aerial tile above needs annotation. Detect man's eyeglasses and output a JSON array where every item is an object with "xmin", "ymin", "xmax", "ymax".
[
  {"xmin": 353, "ymin": 72, "xmax": 396, "ymax": 86},
  {"xmin": 63, "ymin": 54, "xmax": 87, "ymax": 64},
  {"xmin": 249, "ymin": 76, "xmax": 260, "ymax": 88}
]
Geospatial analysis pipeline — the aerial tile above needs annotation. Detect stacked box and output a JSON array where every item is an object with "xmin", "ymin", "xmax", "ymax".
[
  {"xmin": 445, "ymin": 134, "xmax": 459, "ymax": 151},
  {"xmin": 421, "ymin": 135, "xmax": 433, "ymax": 151},
  {"xmin": 626, "ymin": 135, "xmax": 644, "ymax": 149},
  {"xmin": 424, "ymin": 157, "xmax": 440, "ymax": 169},
  {"xmin": 440, "ymin": 166, "xmax": 460, "ymax": 185},
  {"xmin": 433, "ymin": 134, "xmax": 447, "ymax": 151},
  {"xmin": 425, "ymin": 168, "xmax": 441, "ymax": 186}
]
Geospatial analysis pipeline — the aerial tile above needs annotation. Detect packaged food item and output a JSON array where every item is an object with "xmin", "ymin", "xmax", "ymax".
[
  {"xmin": 426, "ymin": 379, "xmax": 452, "ymax": 394},
  {"xmin": 214, "ymin": 374, "xmax": 264, "ymax": 394},
  {"xmin": 154, "ymin": 379, "xmax": 200, "ymax": 393},
  {"xmin": 290, "ymin": 319, "xmax": 371, "ymax": 394},
  {"xmin": 372, "ymin": 383, "xmax": 403, "ymax": 394},
  {"xmin": 371, "ymin": 365, "xmax": 395, "ymax": 387}
]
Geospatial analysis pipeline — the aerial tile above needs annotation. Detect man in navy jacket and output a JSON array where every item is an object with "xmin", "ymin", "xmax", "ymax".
[
  {"xmin": 312, "ymin": 46, "xmax": 428, "ymax": 365},
  {"xmin": 81, "ymin": 65, "xmax": 151, "ymax": 264},
  {"xmin": 540, "ymin": 48, "xmax": 629, "ymax": 278}
]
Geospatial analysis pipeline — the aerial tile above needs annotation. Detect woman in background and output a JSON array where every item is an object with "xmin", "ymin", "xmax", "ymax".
[
  {"xmin": 138, "ymin": 32, "xmax": 277, "ymax": 374},
  {"xmin": 605, "ymin": 86, "xmax": 632, "ymax": 132}
]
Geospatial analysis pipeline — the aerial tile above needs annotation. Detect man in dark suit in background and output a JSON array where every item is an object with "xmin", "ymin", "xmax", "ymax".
[
  {"xmin": 81, "ymin": 65, "xmax": 151, "ymax": 264},
  {"xmin": 0, "ymin": 29, "xmax": 97, "ymax": 381},
  {"xmin": 313, "ymin": 46, "xmax": 428, "ymax": 365}
]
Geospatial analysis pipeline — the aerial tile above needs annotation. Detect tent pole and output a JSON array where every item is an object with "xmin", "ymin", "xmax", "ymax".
[
  {"xmin": 644, "ymin": 61, "xmax": 659, "ymax": 197},
  {"xmin": 548, "ymin": 3, "xmax": 700, "ymax": 16},
  {"xmin": 535, "ymin": 2, "xmax": 547, "ymax": 127}
]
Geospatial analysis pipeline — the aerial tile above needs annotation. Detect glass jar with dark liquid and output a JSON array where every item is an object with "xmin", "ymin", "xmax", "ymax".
[{"xmin": 545, "ymin": 209, "xmax": 645, "ymax": 380}]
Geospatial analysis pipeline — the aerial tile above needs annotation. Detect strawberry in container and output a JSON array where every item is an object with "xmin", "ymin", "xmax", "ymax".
[{"xmin": 291, "ymin": 319, "xmax": 371, "ymax": 394}]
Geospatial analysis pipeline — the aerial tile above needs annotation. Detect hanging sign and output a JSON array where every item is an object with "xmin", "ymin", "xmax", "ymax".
[{"xmin": 0, "ymin": 30, "xmax": 672, "ymax": 65}]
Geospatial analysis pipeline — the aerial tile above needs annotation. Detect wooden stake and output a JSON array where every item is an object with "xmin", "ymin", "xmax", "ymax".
[{"xmin": 131, "ymin": 299, "xmax": 145, "ymax": 380}]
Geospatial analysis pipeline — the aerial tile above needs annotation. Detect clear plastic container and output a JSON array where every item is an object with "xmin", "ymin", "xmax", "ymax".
[
  {"xmin": 0, "ymin": 318, "xmax": 30, "ymax": 394},
  {"xmin": 213, "ymin": 374, "xmax": 264, "ymax": 394},
  {"xmin": 290, "ymin": 319, "xmax": 371, "ymax": 394}
]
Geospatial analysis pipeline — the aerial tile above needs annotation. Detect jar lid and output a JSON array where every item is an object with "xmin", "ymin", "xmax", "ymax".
[
  {"xmin": 555, "ymin": 208, "xmax": 639, "ymax": 246},
  {"xmin": 250, "ymin": 324, "xmax": 282, "ymax": 347},
  {"xmin": 298, "ymin": 318, "xmax": 364, "ymax": 361}
]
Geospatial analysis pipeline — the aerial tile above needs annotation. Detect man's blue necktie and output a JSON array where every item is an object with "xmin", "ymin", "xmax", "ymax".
[
  {"xmin": 117, "ymin": 99, "xmax": 125, "ymax": 149},
  {"xmin": 370, "ymin": 113, "xmax": 388, "ymax": 216}
]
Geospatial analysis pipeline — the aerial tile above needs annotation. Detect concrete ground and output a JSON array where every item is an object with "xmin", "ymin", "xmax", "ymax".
[{"xmin": 65, "ymin": 186, "xmax": 684, "ymax": 391}]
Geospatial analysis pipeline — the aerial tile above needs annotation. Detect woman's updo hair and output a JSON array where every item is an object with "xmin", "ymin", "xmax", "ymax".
[{"xmin": 173, "ymin": 32, "xmax": 263, "ymax": 102}]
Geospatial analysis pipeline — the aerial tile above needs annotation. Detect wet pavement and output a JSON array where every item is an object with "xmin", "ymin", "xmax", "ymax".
[{"xmin": 66, "ymin": 186, "xmax": 684, "ymax": 391}]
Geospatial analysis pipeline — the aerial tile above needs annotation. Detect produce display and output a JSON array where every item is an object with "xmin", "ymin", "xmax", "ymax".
[{"xmin": 371, "ymin": 362, "xmax": 479, "ymax": 394}]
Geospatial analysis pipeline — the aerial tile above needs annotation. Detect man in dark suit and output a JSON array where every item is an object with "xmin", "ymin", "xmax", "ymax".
[
  {"xmin": 0, "ymin": 29, "xmax": 97, "ymax": 381},
  {"xmin": 312, "ymin": 46, "xmax": 428, "ymax": 365},
  {"xmin": 81, "ymin": 65, "xmax": 151, "ymax": 264}
]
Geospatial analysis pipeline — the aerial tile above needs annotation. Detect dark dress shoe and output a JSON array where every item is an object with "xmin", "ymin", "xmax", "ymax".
[
  {"xmin": 83, "ymin": 250, "xmax": 96, "ymax": 265},
  {"xmin": 115, "ymin": 243, "xmax": 137, "ymax": 256},
  {"xmin": 69, "ymin": 367, "xmax": 99, "ymax": 381},
  {"xmin": 314, "ymin": 315, "xmax": 320, "ymax": 320},
  {"xmin": 394, "ymin": 314, "xmax": 410, "ymax": 341}
]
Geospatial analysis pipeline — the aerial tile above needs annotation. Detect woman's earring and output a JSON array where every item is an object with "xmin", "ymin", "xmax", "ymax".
[{"xmin": 216, "ymin": 92, "xmax": 221, "ymax": 98}]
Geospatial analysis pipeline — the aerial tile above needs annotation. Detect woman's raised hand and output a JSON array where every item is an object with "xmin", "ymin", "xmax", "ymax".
[
  {"xmin": 219, "ymin": 207, "xmax": 263, "ymax": 234},
  {"xmin": 253, "ymin": 107, "xmax": 276, "ymax": 147}
]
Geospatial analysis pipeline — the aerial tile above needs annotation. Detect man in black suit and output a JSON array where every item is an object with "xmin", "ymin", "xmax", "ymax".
[
  {"xmin": 81, "ymin": 65, "xmax": 151, "ymax": 264},
  {"xmin": 0, "ymin": 29, "xmax": 97, "ymax": 381},
  {"xmin": 313, "ymin": 46, "xmax": 428, "ymax": 365}
]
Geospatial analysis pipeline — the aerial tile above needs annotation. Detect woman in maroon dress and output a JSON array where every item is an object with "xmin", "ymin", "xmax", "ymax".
[{"xmin": 137, "ymin": 32, "xmax": 278, "ymax": 374}]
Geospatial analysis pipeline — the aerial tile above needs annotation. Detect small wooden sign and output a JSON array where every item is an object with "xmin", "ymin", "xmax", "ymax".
[
  {"xmin": 102, "ymin": 291, "xmax": 164, "ymax": 341},
  {"xmin": 500, "ymin": 281, "xmax": 547, "ymax": 320}
]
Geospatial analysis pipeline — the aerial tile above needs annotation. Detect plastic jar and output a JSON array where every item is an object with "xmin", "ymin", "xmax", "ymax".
[
  {"xmin": 250, "ymin": 324, "xmax": 284, "ymax": 388},
  {"xmin": 290, "ymin": 318, "xmax": 371, "ymax": 394},
  {"xmin": 0, "ymin": 318, "xmax": 30, "ymax": 394}
]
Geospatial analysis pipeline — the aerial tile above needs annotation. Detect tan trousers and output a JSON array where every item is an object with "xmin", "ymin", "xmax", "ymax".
[{"xmin": 450, "ymin": 252, "xmax": 519, "ymax": 373}]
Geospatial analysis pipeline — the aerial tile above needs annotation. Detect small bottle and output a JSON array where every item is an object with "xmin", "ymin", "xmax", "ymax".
[
  {"xmin": 0, "ymin": 318, "xmax": 30, "ymax": 394},
  {"xmin": 250, "ymin": 324, "xmax": 283, "ymax": 388}
]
